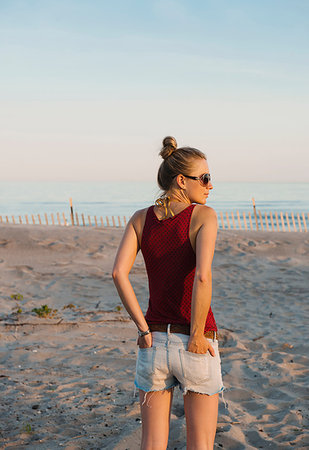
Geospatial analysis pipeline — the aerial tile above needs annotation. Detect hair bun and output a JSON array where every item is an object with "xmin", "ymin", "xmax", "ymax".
[{"xmin": 160, "ymin": 136, "xmax": 177, "ymax": 160}]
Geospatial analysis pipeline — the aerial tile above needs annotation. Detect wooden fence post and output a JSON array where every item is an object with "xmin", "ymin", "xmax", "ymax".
[
  {"xmin": 258, "ymin": 210, "xmax": 264, "ymax": 230},
  {"xmin": 44, "ymin": 213, "xmax": 48, "ymax": 225},
  {"xmin": 81, "ymin": 213, "xmax": 85, "ymax": 226},
  {"xmin": 88, "ymin": 215, "xmax": 92, "ymax": 226},
  {"xmin": 301, "ymin": 212, "xmax": 307, "ymax": 232},
  {"xmin": 231, "ymin": 212, "xmax": 236, "ymax": 229},
  {"xmin": 51, "ymin": 213, "xmax": 55, "ymax": 225},
  {"xmin": 274, "ymin": 212, "xmax": 280, "ymax": 231},
  {"xmin": 69, "ymin": 198, "xmax": 74, "ymax": 226},
  {"xmin": 269, "ymin": 212, "xmax": 274, "ymax": 231},
  {"xmin": 57, "ymin": 213, "xmax": 61, "ymax": 226},
  {"xmin": 75, "ymin": 212, "xmax": 79, "ymax": 226},
  {"xmin": 32, "ymin": 214, "xmax": 35, "ymax": 225},
  {"xmin": 252, "ymin": 197, "xmax": 259, "ymax": 230},
  {"xmin": 291, "ymin": 212, "xmax": 297, "ymax": 232},
  {"xmin": 280, "ymin": 212, "xmax": 285, "ymax": 231},
  {"xmin": 225, "ymin": 212, "xmax": 231, "ymax": 230},
  {"xmin": 100, "ymin": 217, "xmax": 104, "ymax": 227},
  {"xmin": 248, "ymin": 212, "xmax": 253, "ymax": 230},
  {"xmin": 236, "ymin": 210, "xmax": 242, "ymax": 230},
  {"xmin": 62, "ymin": 213, "xmax": 67, "ymax": 226},
  {"xmin": 106, "ymin": 216, "xmax": 110, "ymax": 227},
  {"xmin": 112, "ymin": 216, "xmax": 116, "ymax": 227},
  {"xmin": 242, "ymin": 212, "xmax": 247, "ymax": 230},
  {"xmin": 124, "ymin": 216, "xmax": 127, "ymax": 226},
  {"xmin": 285, "ymin": 212, "xmax": 291, "ymax": 232}
]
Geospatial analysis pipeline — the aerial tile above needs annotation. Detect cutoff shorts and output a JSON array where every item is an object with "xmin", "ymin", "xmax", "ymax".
[{"xmin": 134, "ymin": 324, "xmax": 226, "ymax": 398}]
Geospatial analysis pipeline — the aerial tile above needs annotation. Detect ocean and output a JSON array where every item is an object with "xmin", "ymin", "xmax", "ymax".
[{"xmin": 0, "ymin": 181, "xmax": 308, "ymax": 229}]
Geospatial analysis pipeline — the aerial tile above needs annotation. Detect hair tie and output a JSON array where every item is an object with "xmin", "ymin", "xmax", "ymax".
[{"xmin": 155, "ymin": 196, "xmax": 175, "ymax": 219}]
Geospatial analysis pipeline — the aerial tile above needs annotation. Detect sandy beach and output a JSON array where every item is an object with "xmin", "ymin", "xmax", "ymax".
[{"xmin": 0, "ymin": 224, "xmax": 308, "ymax": 449}]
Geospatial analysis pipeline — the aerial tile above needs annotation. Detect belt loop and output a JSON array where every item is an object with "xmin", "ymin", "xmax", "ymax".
[{"xmin": 167, "ymin": 324, "xmax": 171, "ymax": 335}]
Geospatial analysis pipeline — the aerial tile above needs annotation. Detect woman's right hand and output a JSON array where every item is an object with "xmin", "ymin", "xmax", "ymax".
[
  {"xmin": 137, "ymin": 332, "xmax": 153, "ymax": 348},
  {"xmin": 187, "ymin": 334, "xmax": 215, "ymax": 356}
]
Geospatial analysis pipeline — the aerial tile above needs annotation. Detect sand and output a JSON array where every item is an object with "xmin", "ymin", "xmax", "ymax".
[{"xmin": 0, "ymin": 224, "xmax": 308, "ymax": 449}]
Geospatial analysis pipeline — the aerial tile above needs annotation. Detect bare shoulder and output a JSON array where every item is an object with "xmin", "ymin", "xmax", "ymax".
[
  {"xmin": 130, "ymin": 207, "xmax": 149, "ymax": 225},
  {"xmin": 193, "ymin": 204, "xmax": 218, "ymax": 222},
  {"xmin": 129, "ymin": 206, "xmax": 150, "ymax": 238}
]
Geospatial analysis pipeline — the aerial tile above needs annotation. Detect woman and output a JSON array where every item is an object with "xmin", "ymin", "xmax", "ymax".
[{"xmin": 112, "ymin": 136, "xmax": 226, "ymax": 449}]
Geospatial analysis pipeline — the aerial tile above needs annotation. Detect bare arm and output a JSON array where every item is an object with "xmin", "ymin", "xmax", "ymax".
[
  {"xmin": 112, "ymin": 211, "xmax": 152, "ymax": 347},
  {"xmin": 188, "ymin": 207, "xmax": 218, "ymax": 355}
]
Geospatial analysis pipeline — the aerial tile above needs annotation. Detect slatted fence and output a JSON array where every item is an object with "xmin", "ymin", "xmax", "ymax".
[{"xmin": 0, "ymin": 210, "xmax": 308, "ymax": 232}]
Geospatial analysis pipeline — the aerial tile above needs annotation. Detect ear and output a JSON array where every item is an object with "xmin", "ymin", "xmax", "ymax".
[{"xmin": 175, "ymin": 174, "xmax": 186, "ymax": 189}]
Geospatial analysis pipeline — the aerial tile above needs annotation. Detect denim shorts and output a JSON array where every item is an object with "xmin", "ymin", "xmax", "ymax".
[{"xmin": 134, "ymin": 324, "xmax": 226, "ymax": 400}]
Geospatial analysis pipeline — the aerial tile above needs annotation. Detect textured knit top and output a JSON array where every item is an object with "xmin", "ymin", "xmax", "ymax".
[{"xmin": 141, "ymin": 204, "xmax": 217, "ymax": 332}]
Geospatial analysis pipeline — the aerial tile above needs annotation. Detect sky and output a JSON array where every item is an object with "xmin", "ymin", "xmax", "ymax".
[{"xmin": 0, "ymin": 0, "xmax": 308, "ymax": 182}]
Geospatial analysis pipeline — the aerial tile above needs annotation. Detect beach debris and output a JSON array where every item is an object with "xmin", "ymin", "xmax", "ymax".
[
  {"xmin": 115, "ymin": 305, "xmax": 123, "ymax": 311},
  {"xmin": 32, "ymin": 304, "xmax": 58, "ymax": 318},
  {"xmin": 63, "ymin": 303, "xmax": 76, "ymax": 309},
  {"xmin": 253, "ymin": 335, "xmax": 264, "ymax": 341},
  {"xmin": 282, "ymin": 343, "xmax": 294, "ymax": 349}
]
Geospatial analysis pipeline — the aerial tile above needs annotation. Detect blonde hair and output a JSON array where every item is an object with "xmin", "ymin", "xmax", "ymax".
[{"xmin": 155, "ymin": 136, "xmax": 206, "ymax": 218}]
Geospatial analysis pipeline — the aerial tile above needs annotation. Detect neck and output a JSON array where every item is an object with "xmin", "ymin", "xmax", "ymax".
[{"xmin": 165, "ymin": 190, "xmax": 191, "ymax": 205}]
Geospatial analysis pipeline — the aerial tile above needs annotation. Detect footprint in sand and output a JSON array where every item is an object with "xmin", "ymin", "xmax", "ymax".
[{"xmin": 8, "ymin": 265, "xmax": 34, "ymax": 275}]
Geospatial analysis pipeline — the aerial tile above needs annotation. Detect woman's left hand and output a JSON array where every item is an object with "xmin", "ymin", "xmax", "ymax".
[
  {"xmin": 137, "ymin": 332, "xmax": 153, "ymax": 348},
  {"xmin": 187, "ymin": 334, "xmax": 215, "ymax": 356}
]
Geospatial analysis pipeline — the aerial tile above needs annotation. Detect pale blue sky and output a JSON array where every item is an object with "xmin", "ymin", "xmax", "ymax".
[{"xmin": 1, "ymin": 0, "xmax": 308, "ymax": 181}]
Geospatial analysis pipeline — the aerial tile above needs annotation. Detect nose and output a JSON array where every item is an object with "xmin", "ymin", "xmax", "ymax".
[{"xmin": 208, "ymin": 181, "xmax": 213, "ymax": 189}]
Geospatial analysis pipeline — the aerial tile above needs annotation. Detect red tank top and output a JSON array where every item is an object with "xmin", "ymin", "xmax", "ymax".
[{"xmin": 141, "ymin": 204, "xmax": 217, "ymax": 332}]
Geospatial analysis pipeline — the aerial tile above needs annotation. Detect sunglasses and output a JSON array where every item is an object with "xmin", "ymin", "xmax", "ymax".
[{"xmin": 183, "ymin": 173, "xmax": 211, "ymax": 186}]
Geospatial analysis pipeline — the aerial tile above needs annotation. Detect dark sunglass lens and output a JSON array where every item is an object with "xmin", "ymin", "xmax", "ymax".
[{"xmin": 202, "ymin": 174, "xmax": 211, "ymax": 185}]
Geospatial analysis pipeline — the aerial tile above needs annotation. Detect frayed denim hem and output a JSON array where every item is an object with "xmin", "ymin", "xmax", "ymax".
[
  {"xmin": 133, "ymin": 382, "xmax": 178, "ymax": 407},
  {"xmin": 180, "ymin": 385, "xmax": 228, "ymax": 409}
]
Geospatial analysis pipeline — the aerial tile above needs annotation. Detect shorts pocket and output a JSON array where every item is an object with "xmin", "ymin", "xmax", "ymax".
[
  {"xmin": 179, "ymin": 349, "xmax": 211, "ymax": 384},
  {"xmin": 136, "ymin": 347, "xmax": 156, "ymax": 380}
]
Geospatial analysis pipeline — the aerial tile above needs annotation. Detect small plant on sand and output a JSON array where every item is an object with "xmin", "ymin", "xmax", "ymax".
[
  {"xmin": 22, "ymin": 423, "xmax": 33, "ymax": 434},
  {"xmin": 10, "ymin": 293, "xmax": 24, "ymax": 314},
  {"xmin": 11, "ymin": 293, "xmax": 24, "ymax": 301},
  {"xmin": 32, "ymin": 304, "xmax": 58, "ymax": 318},
  {"xmin": 115, "ymin": 305, "xmax": 123, "ymax": 312}
]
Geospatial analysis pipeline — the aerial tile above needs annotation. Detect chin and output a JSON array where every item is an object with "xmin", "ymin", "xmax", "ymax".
[{"xmin": 196, "ymin": 198, "xmax": 207, "ymax": 205}]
